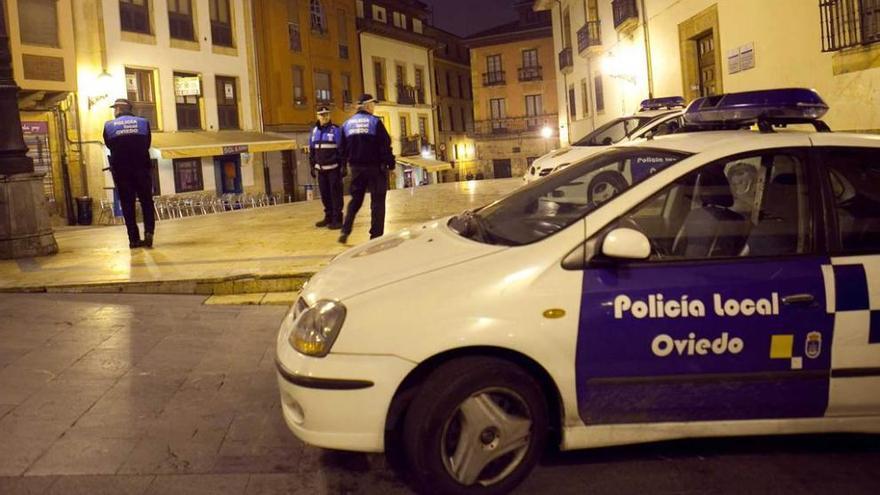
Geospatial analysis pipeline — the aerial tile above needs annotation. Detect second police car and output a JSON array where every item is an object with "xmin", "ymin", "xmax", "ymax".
[{"xmin": 275, "ymin": 89, "xmax": 880, "ymax": 495}]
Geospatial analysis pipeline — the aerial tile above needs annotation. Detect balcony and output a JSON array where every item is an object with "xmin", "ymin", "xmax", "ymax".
[
  {"xmin": 558, "ymin": 47, "xmax": 573, "ymax": 73},
  {"xmin": 397, "ymin": 84, "xmax": 416, "ymax": 105},
  {"xmin": 470, "ymin": 114, "xmax": 558, "ymax": 138},
  {"xmin": 482, "ymin": 71, "xmax": 505, "ymax": 86},
  {"xmin": 612, "ymin": 0, "xmax": 639, "ymax": 32},
  {"xmin": 400, "ymin": 135, "xmax": 421, "ymax": 156},
  {"xmin": 577, "ymin": 20, "xmax": 602, "ymax": 54},
  {"xmin": 517, "ymin": 66, "xmax": 542, "ymax": 82}
]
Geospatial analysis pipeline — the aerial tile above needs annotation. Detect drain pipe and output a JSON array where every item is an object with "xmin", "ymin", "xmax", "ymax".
[
  {"xmin": 639, "ymin": 0, "xmax": 654, "ymax": 98},
  {"xmin": 554, "ymin": 0, "xmax": 571, "ymax": 145}
]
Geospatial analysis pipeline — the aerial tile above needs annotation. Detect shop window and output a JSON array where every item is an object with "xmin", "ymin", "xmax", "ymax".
[
  {"xmin": 215, "ymin": 76, "xmax": 239, "ymax": 129},
  {"xmin": 174, "ymin": 72, "xmax": 201, "ymax": 130},
  {"xmin": 173, "ymin": 158, "xmax": 203, "ymax": 193},
  {"xmin": 19, "ymin": 0, "xmax": 59, "ymax": 47},
  {"xmin": 125, "ymin": 67, "xmax": 159, "ymax": 130},
  {"xmin": 209, "ymin": 0, "xmax": 233, "ymax": 47},
  {"xmin": 120, "ymin": 0, "xmax": 150, "ymax": 35},
  {"xmin": 168, "ymin": 0, "xmax": 194, "ymax": 40}
]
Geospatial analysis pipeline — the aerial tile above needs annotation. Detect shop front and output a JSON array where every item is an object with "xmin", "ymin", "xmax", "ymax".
[{"xmin": 395, "ymin": 156, "xmax": 453, "ymax": 189}]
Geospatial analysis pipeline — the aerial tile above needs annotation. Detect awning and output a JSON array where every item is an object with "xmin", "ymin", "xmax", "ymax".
[
  {"xmin": 396, "ymin": 156, "xmax": 453, "ymax": 173},
  {"xmin": 150, "ymin": 131, "xmax": 296, "ymax": 159}
]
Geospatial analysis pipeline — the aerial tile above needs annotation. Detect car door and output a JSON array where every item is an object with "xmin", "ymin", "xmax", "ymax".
[
  {"xmin": 815, "ymin": 145, "xmax": 880, "ymax": 417},
  {"xmin": 574, "ymin": 149, "xmax": 835, "ymax": 425}
]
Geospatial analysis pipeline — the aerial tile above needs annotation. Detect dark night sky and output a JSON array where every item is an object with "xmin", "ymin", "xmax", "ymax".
[{"xmin": 422, "ymin": 0, "xmax": 519, "ymax": 37}]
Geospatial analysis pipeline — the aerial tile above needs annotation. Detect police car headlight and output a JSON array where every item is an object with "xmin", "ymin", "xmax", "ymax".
[{"xmin": 289, "ymin": 299, "xmax": 346, "ymax": 357}]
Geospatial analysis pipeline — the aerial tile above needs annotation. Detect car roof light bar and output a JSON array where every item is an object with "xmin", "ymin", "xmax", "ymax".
[
  {"xmin": 639, "ymin": 96, "xmax": 686, "ymax": 111},
  {"xmin": 683, "ymin": 88, "xmax": 829, "ymax": 125}
]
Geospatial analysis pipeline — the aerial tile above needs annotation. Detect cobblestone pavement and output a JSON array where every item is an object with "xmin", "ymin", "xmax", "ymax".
[
  {"xmin": 1, "ymin": 294, "xmax": 879, "ymax": 495},
  {"xmin": 0, "ymin": 179, "xmax": 520, "ymax": 292}
]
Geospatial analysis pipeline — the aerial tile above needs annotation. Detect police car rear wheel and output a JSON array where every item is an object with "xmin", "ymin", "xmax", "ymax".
[{"xmin": 402, "ymin": 357, "xmax": 548, "ymax": 495}]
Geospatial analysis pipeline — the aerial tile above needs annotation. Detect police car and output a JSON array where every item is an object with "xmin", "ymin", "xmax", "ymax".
[
  {"xmin": 523, "ymin": 96, "xmax": 686, "ymax": 187},
  {"xmin": 275, "ymin": 89, "xmax": 880, "ymax": 495}
]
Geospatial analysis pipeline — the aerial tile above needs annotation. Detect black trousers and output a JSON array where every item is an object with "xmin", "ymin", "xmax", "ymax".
[
  {"xmin": 114, "ymin": 167, "xmax": 155, "ymax": 244},
  {"xmin": 342, "ymin": 166, "xmax": 387, "ymax": 239},
  {"xmin": 317, "ymin": 167, "xmax": 343, "ymax": 222}
]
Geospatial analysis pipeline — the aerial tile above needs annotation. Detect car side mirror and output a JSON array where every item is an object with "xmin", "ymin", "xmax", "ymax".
[{"xmin": 601, "ymin": 228, "xmax": 651, "ymax": 260}]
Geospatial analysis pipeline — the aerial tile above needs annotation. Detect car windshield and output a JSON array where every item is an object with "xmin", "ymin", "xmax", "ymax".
[
  {"xmin": 573, "ymin": 117, "xmax": 650, "ymax": 146},
  {"xmin": 449, "ymin": 148, "xmax": 690, "ymax": 246}
]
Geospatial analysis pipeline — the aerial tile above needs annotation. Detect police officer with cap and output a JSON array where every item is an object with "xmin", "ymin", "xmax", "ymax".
[
  {"xmin": 309, "ymin": 106, "xmax": 345, "ymax": 229},
  {"xmin": 103, "ymin": 98, "xmax": 156, "ymax": 249},
  {"xmin": 338, "ymin": 94, "xmax": 395, "ymax": 243}
]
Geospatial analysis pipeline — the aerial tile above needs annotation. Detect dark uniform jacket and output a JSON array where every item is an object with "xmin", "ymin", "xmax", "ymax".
[
  {"xmin": 340, "ymin": 110, "xmax": 395, "ymax": 168},
  {"xmin": 308, "ymin": 122, "xmax": 343, "ymax": 168},
  {"xmin": 103, "ymin": 113, "xmax": 152, "ymax": 172}
]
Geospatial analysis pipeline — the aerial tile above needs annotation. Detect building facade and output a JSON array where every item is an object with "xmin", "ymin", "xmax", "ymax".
[
  {"xmin": 253, "ymin": 0, "xmax": 362, "ymax": 200},
  {"xmin": 74, "ymin": 0, "xmax": 291, "ymax": 212},
  {"xmin": 428, "ymin": 26, "xmax": 475, "ymax": 181},
  {"xmin": 467, "ymin": 1, "xmax": 559, "ymax": 180},
  {"xmin": 356, "ymin": 0, "xmax": 446, "ymax": 188},
  {"xmin": 536, "ymin": 0, "xmax": 880, "ymax": 146},
  {"xmin": 6, "ymin": 0, "xmax": 78, "ymax": 225}
]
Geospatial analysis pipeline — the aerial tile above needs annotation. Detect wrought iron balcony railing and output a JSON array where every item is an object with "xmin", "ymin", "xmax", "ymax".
[
  {"xmin": 482, "ymin": 70, "xmax": 506, "ymax": 86},
  {"xmin": 577, "ymin": 20, "xmax": 602, "ymax": 52},
  {"xmin": 558, "ymin": 47, "xmax": 573, "ymax": 71},
  {"xmin": 612, "ymin": 0, "xmax": 639, "ymax": 29},
  {"xmin": 518, "ymin": 66, "xmax": 542, "ymax": 81}
]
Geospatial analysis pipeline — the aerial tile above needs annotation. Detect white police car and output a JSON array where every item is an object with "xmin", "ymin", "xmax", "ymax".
[
  {"xmin": 275, "ymin": 89, "xmax": 880, "ymax": 494},
  {"xmin": 523, "ymin": 96, "xmax": 686, "ymax": 185}
]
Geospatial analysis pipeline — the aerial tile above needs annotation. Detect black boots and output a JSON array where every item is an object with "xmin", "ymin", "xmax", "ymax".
[
  {"xmin": 144, "ymin": 232, "xmax": 154, "ymax": 248},
  {"xmin": 315, "ymin": 218, "xmax": 330, "ymax": 227}
]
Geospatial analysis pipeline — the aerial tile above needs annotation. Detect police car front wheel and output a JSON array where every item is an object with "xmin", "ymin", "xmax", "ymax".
[{"xmin": 402, "ymin": 357, "xmax": 548, "ymax": 495}]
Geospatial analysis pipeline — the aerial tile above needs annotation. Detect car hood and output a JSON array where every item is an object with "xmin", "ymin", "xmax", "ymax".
[
  {"xmin": 300, "ymin": 218, "xmax": 507, "ymax": 303},
  {"xmin": 535, "ymin": 145, "xmax": 610, "ymax": 171}
]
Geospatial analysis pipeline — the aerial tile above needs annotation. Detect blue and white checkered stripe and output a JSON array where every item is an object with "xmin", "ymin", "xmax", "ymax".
[{"xmin": 820, "ymin": 256, "xmax": 880, "ymax": 416}]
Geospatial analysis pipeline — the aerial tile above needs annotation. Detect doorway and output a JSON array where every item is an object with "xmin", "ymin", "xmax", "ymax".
[
  {"xmin": 493, "ymin": 159, "xmax": 512, "ymax": 178},
  {"xmin": 696, "ymin": 31, "xmax": 716, "ymax": 97},
  {"xmin": 214, "ymin": 154, "xmax": 243, "ymax": 194}
]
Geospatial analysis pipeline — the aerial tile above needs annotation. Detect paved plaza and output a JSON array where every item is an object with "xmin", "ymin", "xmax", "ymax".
[{"xmin": 0, "ymin": 179, "xmax": 520, "ymax": 293}]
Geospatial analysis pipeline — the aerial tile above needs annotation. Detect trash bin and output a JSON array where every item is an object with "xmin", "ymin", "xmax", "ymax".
[
  {"xmin": 304, "ymin": 184, "xmax": 315, "ymax": 201},
  {"xmin": 75, "ymin": 196, "xmax": 93, "ymax": 225}
]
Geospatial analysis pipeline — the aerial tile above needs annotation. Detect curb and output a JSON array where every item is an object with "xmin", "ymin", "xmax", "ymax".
[{"xmin": 0, "ymin": 272, "xmax": 314, "ymax": 296}]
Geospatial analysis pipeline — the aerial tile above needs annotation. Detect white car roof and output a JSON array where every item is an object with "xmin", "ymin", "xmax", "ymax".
[{"xmin": 617, "ymin": 130, "xmax": 880, "ymax": 154}]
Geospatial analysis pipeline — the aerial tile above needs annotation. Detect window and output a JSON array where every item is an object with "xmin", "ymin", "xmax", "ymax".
[
  {"xmin": 487, "ymin": 54, "xmax": 502, "ymax": 73},
  {"xmin": 415, "ymin": 68, "xmax": 425, "ymax": 104},
  {"xmin": 341, "ymin": 73, "xmax": 352, "ymax": 104},
  {"xmin": 580, "ymin": 78, "xmax": 590, "ymax": 117},
  {"xmin": 820, "ymin": 0, "xmax": 880, "ymax": 51},
  {"xmin": 490, "ymin": 98, "xmax": 506, "ymax": 132},
  {"xmin": 522, "ymin": 48, "xmax": 538, "ymax": 68},
  {"xmin": 449, "ymin": 105, "xmax": 457, "ymax": 131},
  {"xmin": 209, "ymin": 0, "xmax": 233, "ymax": 47},
  {"xmin": 285, "ymin": 2, "xmax": 303, "ymax": 50},
  {"xmin": 562, "ymin": 7, "xmax": 572, "ymax": 48},
  {"xmin": 413, "ymin": 18, "xmax": 423, "ymax": 33},
  {"xmin": 400, "ymin": 115, "xmax": 409, "ymax": 136},
  {"xmin": 822, "ymin": 147, "xmax": 880, "ymax": 253},
  {"xmin": 310, "ymin": 0, "xmax": 326, "ymax": 33},
  {"xmin": 168, "ymin": 0, "xmax": 194, "ymax": 40},
  {"xmin": 485, "ymin": 54, "xmax": 503, "ymax": 85},
  {"xmin": 125, "ymin": 67, "xmax": 158, "ymax": 129},
  {"xmin": 215, "ymin": 76, "xmax": 239, "ymax": 129},
  {"xmin": 150, "ymin": 159, "xmax": 161, "ymax": 195},
  {"xmin": 373, "ymin": 59, "xmax": 386, "ymax": 100},
  {"xmin": 574, "ymin": 117, "xmax": 643, "ymax": 146},
  {"xmin": 393, "ymin": 11, "xmax": 407, "ymax": 29},
  {"xmin": 418, "ymin": 116, "xmax": 428, "ymax": 140},
  {"xmin": 356, "ymin": 0, "xmax": 364, "ymax": 18},
  {"xmin": 525, "ymin": 94, "xmax": 542, "ymax": 129},
  {"xmin": 586, "ymin": 0, "xmax": 599, "ymax": 21},
  {"xmin": 173, "ymin": 158, "xmax": 203, "ymax": 193},
  {"xmin": 395, "ymin": 64, "xmax": 406, "ymax": 86},
  {"xmin": 446, "ymin": 72, "xmax": 453, "ymax": 97},
  {"xmin": 594, "ymin": 74, "xmax": 605, "ymax": 112},
  {"xmin": 437, "ymin": 107, "xmax": 444, "ymax": 132},
  {"xmin": 568, "ymin": 84, "xmax": 576, "ymax": 119},
  {"xmin": 618, "ymin": 152, "xmax": 812, "ymax": 260},
  {"xmin": 292, "ymin": 66, "xmax": 306, "ymax": 105},
  {"xmin": 120, "ymin": 0, "xmax": 150, "ymax": 34},
  {"xmin": 19, "ymin": 0, "xmax": 59, "ymax": 46},
  {"xmin": 372, "ymin": 5, "xmax": 386, "ymax": 22},
  {"xmin": 520, "ymin": 48, "xmax": 540, "ymax": 80},
  {"xmin": 458, "ymin": 74, "xmax": 466, "ymax": 98},
  {"xmin": 174, "ymin": 72, "xmax": 201, "ymax": 130},
  {"xmin": 314, "ymin": 71, "xmax": 332, "ymax": 104},
  {"xmin": 338, "ymin": 8, "xmax": 348, "ymax": 58}
]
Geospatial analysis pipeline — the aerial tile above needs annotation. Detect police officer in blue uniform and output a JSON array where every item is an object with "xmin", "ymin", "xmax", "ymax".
[
  {"xmin": 103, "ymin": 98, "xmax": 155, "ymax": 249},
  {"xmin": 338, "ymin": 94, "xmax": 395, "ymax": 243},
  {"xmin": 309, "ymin": 106, "xmax": 345, "ymax": 229}
]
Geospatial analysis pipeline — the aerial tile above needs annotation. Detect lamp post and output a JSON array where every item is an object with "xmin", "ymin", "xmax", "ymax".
[{"xmin": 0, "ymin": 0, "xmax": 58, "ymax": 258}]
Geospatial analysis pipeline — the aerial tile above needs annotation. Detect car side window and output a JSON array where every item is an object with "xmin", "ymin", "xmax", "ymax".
[
  {"xmin": 821, "ymin": 147, "xmax": 880, "ymax": 253},
  {"xmin": 618, "ymin": 151, "xmax": 812, "ymax": 260}
]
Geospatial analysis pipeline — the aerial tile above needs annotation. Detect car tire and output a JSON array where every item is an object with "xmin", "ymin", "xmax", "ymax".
[
  {"xmin": 587, "ymin": 171, "xmax": 628, "ymax": 205},
  {"xmin": 402, "ymin": 357, "xmax": 548, "ymax": 495}
]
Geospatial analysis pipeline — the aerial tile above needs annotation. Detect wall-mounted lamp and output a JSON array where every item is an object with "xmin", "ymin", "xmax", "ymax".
[
  {"xmin": 88, "ymin": 72, "xmax": 115, "ymax": 109},
  {"xmin": 602, "ymin": 50, "xmax": 639, "ymax": 85},
  {"xmin": 540, "ymin": 126, "xmax": 554, "ymax": 139}
]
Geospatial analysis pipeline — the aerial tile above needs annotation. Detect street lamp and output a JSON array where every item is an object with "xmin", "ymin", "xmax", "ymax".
[
  {"xmin": 540, "ymin": 126, "xmax": 554, "ymax": 139},
  {"xmin": 0, "ymin": 0, "xmax": 58, "ymax": 258},
  {"xmin": 88, "ymin": 71, "xmax": 115, "ymax": 109}
]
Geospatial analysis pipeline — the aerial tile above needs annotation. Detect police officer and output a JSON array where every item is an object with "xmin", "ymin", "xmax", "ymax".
[
  {"xmin": 103, "ymin": 98, "xmax": 155, "ymax": 249},
  {"xmin": 338, "ymin": 94, "xmax": 395, "ymax": 244},
  {"xmin": 309, "ymin": 106, "xmax": 345, "ymax": 229}
]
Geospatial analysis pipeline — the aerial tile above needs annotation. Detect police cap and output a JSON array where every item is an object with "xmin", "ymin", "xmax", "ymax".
[
  {"xmin": 316, "ymin": 106, "xmax": 330, "ymax": 115},
  {"xmin": 357, "ymin": 94, "xmax": 377, "ymax": 105},
  {"xmin": 110, "ymin": 98, "xmax": 133, "ymax": 109}
]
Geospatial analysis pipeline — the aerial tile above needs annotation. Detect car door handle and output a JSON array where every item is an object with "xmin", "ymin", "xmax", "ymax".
[{"xmin": 782, "ymin": 293, "xmax": 815, "ymax": 305}]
